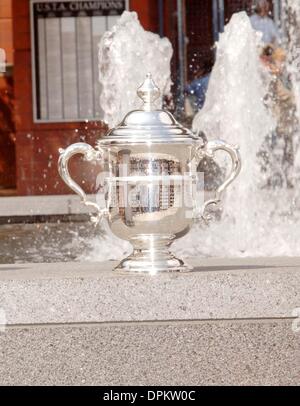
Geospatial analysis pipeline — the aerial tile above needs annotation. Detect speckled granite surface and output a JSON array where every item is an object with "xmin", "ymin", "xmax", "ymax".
[
  {"xmin": 0, "ymin": 320, "xmax": 298, "ymax": 386},
  {"xmin": 0, "ymin": 258, "xmax": 299, "ymax": 385},
  {"xmin": 0, "ymin": 258, "xmax": 299, "ymax": 324}
]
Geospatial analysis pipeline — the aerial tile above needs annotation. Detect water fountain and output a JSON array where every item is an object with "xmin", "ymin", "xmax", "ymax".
[
  {"xmin": 81, "ymin": 10, "xmax": 300, "ymax": 261},
  {"xmin": 283, "ymin": 1, "xmax": 300, "ymax": 114},
  {"xmin": 98, "ymin": 11, "xmax": 173, "ymax": 128},
  {"xmin": 175, "ymin": 11, "xmax": 300, "ymax": 258},
  {"xmin": 282, "ymin": 0, "xmax": 300, "ymax": 172}
]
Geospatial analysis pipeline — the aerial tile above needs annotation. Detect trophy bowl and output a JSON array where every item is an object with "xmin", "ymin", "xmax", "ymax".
[{"xmin": 58, "ymin": 74, "xmax": 241, "ymax": 273}]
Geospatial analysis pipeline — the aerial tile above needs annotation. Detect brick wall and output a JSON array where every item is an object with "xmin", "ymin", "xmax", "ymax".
[
  {"xmin": 0, "ymin": 0, "xmax": 13, "ymax": 64},
  {"xmin": 12, "ymin": 0, "xmax": 108, "ymax": 195},
  {"xmin": 0, "ymin": 0, "xmax": 15, "ymax": 190}
]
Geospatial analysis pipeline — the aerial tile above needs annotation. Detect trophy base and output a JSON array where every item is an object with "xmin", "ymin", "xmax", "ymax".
[{"xmin": 114, "ymin": 235, "xmax": 192, "ymax": 274}]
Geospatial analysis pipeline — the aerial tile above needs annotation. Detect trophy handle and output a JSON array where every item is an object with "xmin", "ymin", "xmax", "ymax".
[
  {"xmin": 58, "ymin": 142, "xmax": 107, "ymax": 222},
  {"xmin": 199, "ymin": 139, "xmax": 242, "ymax": 218}
]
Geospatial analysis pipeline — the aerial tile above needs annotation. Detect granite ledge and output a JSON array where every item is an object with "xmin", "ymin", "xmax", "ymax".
[
  {"xmin": 0, "ymin": 319, "xmax": 298, "ymax": 385},
  {"xmin": 0, "ymin": 257, "xmax": 299, "ymax": 325}
]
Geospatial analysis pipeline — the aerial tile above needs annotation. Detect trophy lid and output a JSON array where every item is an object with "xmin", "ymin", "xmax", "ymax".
[{"xmin": 99, "ymin": 73, "xmax": 198, "ymax": 146}]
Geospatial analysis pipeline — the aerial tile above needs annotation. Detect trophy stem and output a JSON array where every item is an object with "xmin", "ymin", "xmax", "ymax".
[{"xmin": 114, "ymin": 235, "xmax": 191, "ymax": 274}]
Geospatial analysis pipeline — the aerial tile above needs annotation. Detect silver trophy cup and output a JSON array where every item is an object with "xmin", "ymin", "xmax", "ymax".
[{"xmin": 58, "ymin": 74, "xmax": 241, "ymax": 273}]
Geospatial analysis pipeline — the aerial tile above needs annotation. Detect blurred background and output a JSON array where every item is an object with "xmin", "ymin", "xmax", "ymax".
[{"xmin": 0, "ymin": 0, "xmax": 281, "ymax": 197}]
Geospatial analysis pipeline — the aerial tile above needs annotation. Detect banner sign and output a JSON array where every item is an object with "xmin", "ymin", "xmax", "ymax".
[
  {"xmin": 30, "ymin": 0, "xmax": 127, "ymax": 122},
  {"xmin": 33, "ymin": 1, "xmax": 125, "ymax": 17}
]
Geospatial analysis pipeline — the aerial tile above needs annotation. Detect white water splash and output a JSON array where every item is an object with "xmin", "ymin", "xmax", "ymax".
[
  {"xmin": 77, "ymin": 221, "xmax": 131, "ymax": 262},
  {"xmin": 174, "ymin": 11, "xmax": 300, "ymax": 258},
  {"xmin": 80, "ymin": 10, "xmax": 300, "ymax": 263},
  {"xmin": 282, "ymin": 0, "xmax": 300, "ymax": 171},
  {"xmin": 283, "ymin": 1, "xmax": 300, "ymax": 113},
  {"xmin": 98, "ymin": 11, "xmax": 173, "ymax": 128},
  {"xmin": 188, "ymin": 12, "xmax": 274, "ymax": 252}
]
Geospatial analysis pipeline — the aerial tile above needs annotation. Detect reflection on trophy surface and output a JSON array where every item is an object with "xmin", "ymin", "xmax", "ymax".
[{"xmin": 58, "ymin": 74, "xmax": 241, "ymax": 273}]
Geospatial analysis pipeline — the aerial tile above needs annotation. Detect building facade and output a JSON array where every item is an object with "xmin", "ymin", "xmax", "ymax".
[{"xmin": 0, "ymin": 0, "xmax": 277, "ymax": 195}]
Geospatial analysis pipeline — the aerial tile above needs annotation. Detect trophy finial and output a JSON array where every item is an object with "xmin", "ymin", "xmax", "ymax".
[{"xmin": 137, "ymin": 73, "xmax": 160, "ymax": 111}]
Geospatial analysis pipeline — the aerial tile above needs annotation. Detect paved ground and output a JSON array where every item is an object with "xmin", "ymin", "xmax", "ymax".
[{"xmin": 0, "ymin": 258, "xmax": 299, "ymax": 385}]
